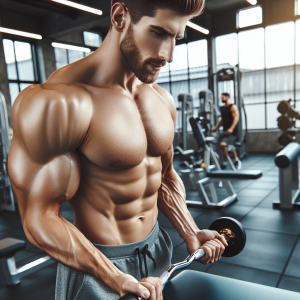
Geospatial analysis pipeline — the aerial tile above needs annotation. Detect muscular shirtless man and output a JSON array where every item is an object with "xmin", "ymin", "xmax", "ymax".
[{"xmin": 8, "ymin": 1, "xmax": 227, "ymax": 299}]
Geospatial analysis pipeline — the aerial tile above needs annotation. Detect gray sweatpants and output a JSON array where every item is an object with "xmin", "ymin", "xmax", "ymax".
[{"xmin": 55, "ymin": 222, "xmax": 173, "ymax": 300}]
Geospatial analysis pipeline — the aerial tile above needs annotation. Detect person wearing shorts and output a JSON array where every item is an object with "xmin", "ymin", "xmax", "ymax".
[{"xmin": 212, "ymin": 93, "xmax": 242, "ymax": 170}]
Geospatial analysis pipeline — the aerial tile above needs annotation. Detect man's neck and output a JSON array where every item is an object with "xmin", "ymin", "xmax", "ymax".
[{"xmin": 85, "ymin": 29, "xmax": 139, "ymax": 92}]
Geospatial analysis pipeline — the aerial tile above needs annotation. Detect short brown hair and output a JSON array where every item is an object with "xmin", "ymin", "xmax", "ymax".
[{"xmin": 111, "ymin": 0, "xmax": 205, "ymax": 24}]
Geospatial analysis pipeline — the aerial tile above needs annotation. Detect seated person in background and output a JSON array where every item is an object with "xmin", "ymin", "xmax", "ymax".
[
  {"xmin": 8, "ymin": 1, "xmax": 227, "ymax": 300},
  {"xmin": 212, "ymin": 93, "xmax": 242, "ymax": 170}
]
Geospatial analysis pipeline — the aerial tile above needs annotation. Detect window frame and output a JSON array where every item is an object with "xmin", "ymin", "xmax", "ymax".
[
  {"xmin": 3, "ymin": 37, "xmax": 40, "ymax": 105},
  {"xmin": 236, "ymin": 5, "xmax": 263, "ymax": 29},
  {"xmin": 83, "ymin": 30, "xmax": 102, "ymax": 47},
  {"xmin": 4, "ymin": 38, "xmax": 40, "ymax": 87}
]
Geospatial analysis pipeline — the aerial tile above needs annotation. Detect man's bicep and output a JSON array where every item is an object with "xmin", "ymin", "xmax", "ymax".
[
  {"xmin": 9, "ymin": 139, "xmax": 80, "ymax": 214},
  {"xmin": 231, "ymin": 105, "xmax": 239, "ymax": 117}
]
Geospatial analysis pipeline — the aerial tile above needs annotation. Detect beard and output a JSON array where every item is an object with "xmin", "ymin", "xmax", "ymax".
[{"xmin": 120, "ymin": 23, "xmax": 165, "ymax": 84}]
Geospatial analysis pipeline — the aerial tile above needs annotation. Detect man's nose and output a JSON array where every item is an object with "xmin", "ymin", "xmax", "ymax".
[{"xmin": 159, "ymin": 40, "xmax": 175, "ymax": 63}]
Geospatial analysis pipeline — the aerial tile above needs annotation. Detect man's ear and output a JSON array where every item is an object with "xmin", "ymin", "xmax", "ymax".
[{"xmin": 111, "ymin": 3, "xmax": 128, "ymax": 32}]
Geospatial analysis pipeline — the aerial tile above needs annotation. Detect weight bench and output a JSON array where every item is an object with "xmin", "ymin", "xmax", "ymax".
[
  {"xmin": 0, "ymin": 237, "xmax": 54, "ymax": 285},
  {"xmin": 163, "ymin": 270, "xmax": 300, "ymax": 300},
  {"xmin": 186, "ymin": 117, "xmax": 262, "ymax": 209}
]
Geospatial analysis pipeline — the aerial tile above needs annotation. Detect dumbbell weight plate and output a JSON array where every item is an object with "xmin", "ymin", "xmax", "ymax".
[{"xmin": 209, "ymin": 217, "xmax": 246, "ymax": 257}]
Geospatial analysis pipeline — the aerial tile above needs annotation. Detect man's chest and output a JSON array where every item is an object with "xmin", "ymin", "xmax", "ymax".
[{"xmin": 80, "ymin": 88, "xmax": 174, "ymax": 170}]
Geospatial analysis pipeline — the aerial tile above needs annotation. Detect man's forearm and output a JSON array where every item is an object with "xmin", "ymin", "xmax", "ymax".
[
  {"xmin": 157, "ymin": 168, "xmax": 200, "ymax": 241},
  {"xmin": 24, "ymin": 209, "xmax": 123, "ymax": 292}
]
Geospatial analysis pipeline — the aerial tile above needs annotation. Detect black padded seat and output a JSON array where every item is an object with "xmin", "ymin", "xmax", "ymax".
[
  {"xmin": 207, "ymin": 170, "xmax": 262, "ymax": 180},
  {"xmin": 163, "ymin": 270, "xmax": 300, "ymax": 300},
  {"xmin": 0, "ymin": 238, "xmax": 26, "ymax": 258}
]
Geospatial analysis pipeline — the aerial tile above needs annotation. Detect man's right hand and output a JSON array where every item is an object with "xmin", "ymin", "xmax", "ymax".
[
  {"xmin": 211, "ymin": 127, "xmax": 217, "ymax": 132},
  {"xmin": 117, "ymin": 273, "xmax": 163, "ymax": 300}
]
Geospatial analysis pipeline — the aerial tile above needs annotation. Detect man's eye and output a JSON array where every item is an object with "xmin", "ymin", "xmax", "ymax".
[{"xmin": 152, "ymin": 31, "xmax": 165, "ymax": 38}]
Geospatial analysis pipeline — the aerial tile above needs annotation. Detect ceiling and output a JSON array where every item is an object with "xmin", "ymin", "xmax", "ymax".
[
  {"xmin": 205, "ymin": 0, "xmax": 249, "ymax": 13},
  {"xmin": 0, "ymin": 0, "xmax": 255, "ymax": 38}
]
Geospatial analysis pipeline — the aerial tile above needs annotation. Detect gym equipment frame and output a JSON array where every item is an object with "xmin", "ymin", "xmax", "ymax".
[
  {"xmin": 274, "ymin": 142, "xmax": 300, "ymax": 209},
  {"xmin": 0, "ymin": 238, "xmax": 54, "ymax": 286},
  {"xmin": 186, "ymin": 117, "xmax": 262, "ymax": 209}
]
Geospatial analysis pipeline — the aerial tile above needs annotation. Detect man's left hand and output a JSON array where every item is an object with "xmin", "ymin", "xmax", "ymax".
[
  {"xmin": 185, "ymin": 230, "xmax": 228, "ymax": 264},
  {"xmin": 227, "ymin": 128, "xmax": 233, "ymax": 134}
]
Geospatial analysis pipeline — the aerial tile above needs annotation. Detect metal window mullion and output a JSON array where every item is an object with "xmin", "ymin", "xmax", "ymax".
[
  {"xmin": 31, "ymin": 43, "xmax": 39, "ymax": 83},
  {"xmin": 12, "ymin": 41, "xmax": 21, "ymax": 93},
  {"xmin": 295, "ymin": 20, "xmax": 297, "ymax": 107},
  {"xmin": 264, "ymin": 27, "xmax": 267, "ymax": 130},
  {"xmin": 67, "ymin": 49, "xmax": 70, "ymax": 65},
  {"xmin": 187, "ymin": 44, "xmax": 191, "ymax": 94}
]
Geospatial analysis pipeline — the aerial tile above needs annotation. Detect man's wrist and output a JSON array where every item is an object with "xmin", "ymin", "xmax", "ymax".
[{"xmin": 182, "ymin": 229, "xmax": 202, "ymax": 243}]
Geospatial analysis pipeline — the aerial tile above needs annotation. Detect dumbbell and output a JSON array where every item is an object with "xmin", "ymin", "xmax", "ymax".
[{"xmin": 119, "ymin": 217, "xmax": 246, "ymax": 300}]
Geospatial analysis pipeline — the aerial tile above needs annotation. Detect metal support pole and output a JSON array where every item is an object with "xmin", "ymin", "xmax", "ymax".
[{"xmin": 279, "ymin": 167, "xmax": 293, "ymax": 209}]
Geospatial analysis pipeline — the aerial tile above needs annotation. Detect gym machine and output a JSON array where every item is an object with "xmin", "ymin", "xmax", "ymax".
[
  {"xmin": 0, "ymin": 91, "xmax": 15, "ymax": 212},
  {"xmin": 177, "ymin": 94, "xmax": 194, "ymax": 150},
  {"xmin": 183, "ymin": 117, "xmax": 262, "ymax": 209},
  {"xmin": 119, "ymin": 217, "xmax": 300, "ymax": 300},
  {"xmin": 214, "ymin": 66, "xmax": 248, "ymax": 160},
  {"xmin": 0, "ymin": 238, "xmax": 54, "ymax": 286},
  {"xmin": 197, "ymin": 89, "xmax": 219, "ymax": 137},
  {"xmin": 277, "ymin": 99, "xmax": 300, "ymax": 147},
  {"xmin": 274, "ymin": 142, "xmax": 300, "ymax": 209}
]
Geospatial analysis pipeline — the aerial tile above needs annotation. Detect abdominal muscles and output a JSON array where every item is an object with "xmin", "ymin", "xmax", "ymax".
[{"xmin": 69, "ymin": 155, "xmax": 163, "ymax": 245}]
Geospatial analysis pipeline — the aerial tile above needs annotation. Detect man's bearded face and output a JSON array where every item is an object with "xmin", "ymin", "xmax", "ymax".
[{"xmin": 120, "ymin": 23, "xmax": 166, "ymax": 84}]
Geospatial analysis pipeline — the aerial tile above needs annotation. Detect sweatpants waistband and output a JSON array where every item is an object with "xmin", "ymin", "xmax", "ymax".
[{"xmin": 93, "ymin": 222, "xmax": 160, "ymax": 259}]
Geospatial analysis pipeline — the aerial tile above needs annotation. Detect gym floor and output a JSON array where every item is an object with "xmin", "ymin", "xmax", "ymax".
[{"xmin": 0, "ymin": 154, "xmax": 300, "ymax": 300}]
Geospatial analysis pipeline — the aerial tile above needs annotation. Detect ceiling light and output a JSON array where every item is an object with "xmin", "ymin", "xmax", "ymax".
[
  {"xmin": 187, "ymin": 21, "xmax": 209, "ymax": 35},
  {"xmin": 0, "ymin": 27, "xmax": 42, "ymax": 39},
  {"xmin": 51, "ymin": 0, "xmax": 103, "ymax": 15},
  {"xmin": 247, "ymin": 0, "xmax": 257, "ymax": 5},
  {"xmin": 52, "ymin": 42, "xmax": 91, "ymax": 52}
]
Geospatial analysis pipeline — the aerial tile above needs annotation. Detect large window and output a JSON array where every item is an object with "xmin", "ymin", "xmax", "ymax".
[
  {"xmin": 296, "ymin": 19, "xmax": 300, "ymax": 65},
  {"xmin": 238, "ymin": 6, "xmax": 263, "ymax": 29},
  {"xmin": 296, "ymin": 20, "xmax": 300, "ymax": 107},
  {"xmin": 83, "ymin": 31, "xmax": 102, "ymax": 47},
  {"xmin": 156, "ymin": 40, "xmax": 208, "ymax": 131},
  {"xmin": 3, "ymin": 39, "xmax": 39, "ymax": 105},
  {"xmin": 238, "ymin": 28, "xmax": 265, "ymax": 129},
  {"xmin": 265, "ymin": 22, "xmax": 294, "ymax": 69},
  {"xmin": 238, "ymin": 28, "xmax": 264, "ymax": 71},
  {"xmin": 187, "ymin": 40, "xmax": 208, "ymax": 69},
  {"xmin": 54, "ymin": 47, "xmax": 88, "ymax": 69},
  {"xmin": 215, "ymin": 33, "xmax": 238, "ymax": 70},
  {"xmin": 216, "ymin": 20, "xmax": 300, "ymax": 130}
]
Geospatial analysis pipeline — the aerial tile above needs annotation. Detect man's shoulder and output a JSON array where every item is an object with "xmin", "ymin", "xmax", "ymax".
[
  {"xmin": 230, "ymin": 104, "xmax": 238, "ymax": 112},
  {"xmin": 13, "ymin": 83, "xmax": 92, "ymax": 117},
  {"xmin": 12, "ymin": 83, "xmax": 93, "ymax": 162}
]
